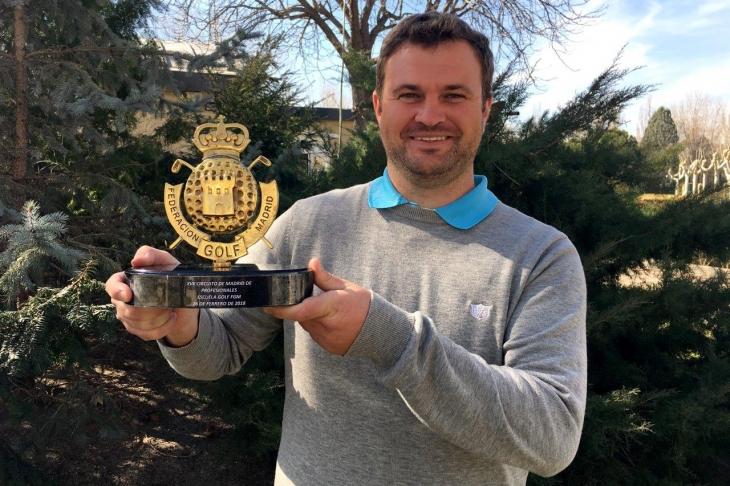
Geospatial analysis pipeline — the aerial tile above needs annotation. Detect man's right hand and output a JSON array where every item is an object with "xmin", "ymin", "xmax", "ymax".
[{"xmin": 105, "ymin": 246, "xmax": 199, "ymax": 347}]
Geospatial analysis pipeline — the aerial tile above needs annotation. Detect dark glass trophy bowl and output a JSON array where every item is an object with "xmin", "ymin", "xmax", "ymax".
[
  {"xmin": 126, "ymin": 119, "xmax": 314, "ymax": 308},
  {"xmin": 125, "ymin": 264, "xmax": 314, "ymax": 308}
]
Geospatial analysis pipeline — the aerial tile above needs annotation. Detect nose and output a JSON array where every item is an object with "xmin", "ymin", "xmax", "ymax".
[{"xmin": 414, "ymin": 97, "xmax": 446, "ymax": 127}]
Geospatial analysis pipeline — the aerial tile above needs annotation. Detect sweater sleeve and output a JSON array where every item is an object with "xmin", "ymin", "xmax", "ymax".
[
  {"xmin": 158, "ymin": 307, "xmax": 282, "ymax": 380},
  {"xmin": 346, "ymin": 236, "xmax": 587, "ymax": 477},
  {"xmin": 156, "ymin": 201, "xmax": 300, "ymax": 380}
]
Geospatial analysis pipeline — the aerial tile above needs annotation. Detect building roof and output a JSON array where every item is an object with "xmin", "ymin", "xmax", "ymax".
[
  {"xmin": 309, "ymin": 107, "xmax": 355, "ymax": 121},
  {"xmin": 155, "ymin": 40, "xmax": 354, "ymax": 122}
]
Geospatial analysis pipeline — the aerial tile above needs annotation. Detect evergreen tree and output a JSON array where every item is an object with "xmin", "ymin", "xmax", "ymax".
[
  {"xmin": 470, "ymin": 67, "xmax": 729, "ymax": 486},
  {"xmin": 214, "ymin": 45, "xmax": 314, "ymax": 159},
  {"xmin": 212, "ymin": 41, "xmax": 329, "ymax": 211},
  {"xmin": 0, "ymin": 0, "xmax": 165, "ymax": 183},
  {"xmin": 0, "ymin": 0, "xmax": 177, "ymax": 277},
  {"xmin": 640, "ymin": 106, "xmax": 679, "ymax": 154},
  {"xmin": 639, "ymin": 107, "xmax": 681, "ymax": 191},
  {"xmin": 0, "ymin": 201, "xmax": 84, "ymax": 309},
  {"xmin": 0, "ymin": 263, "xmax": 117, "ymax": 379},
  {"xmin": 329, "ymin": 123, "xmax": 387, "ymax": 189}
]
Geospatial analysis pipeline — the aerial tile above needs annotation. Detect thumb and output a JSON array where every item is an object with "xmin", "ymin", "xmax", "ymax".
[
  {"xmin": 131, "ymin": 245, "xmax": 179, "ymax": 268},
  {"xmin": 308, "ymin": 258, "xmax": 347, "ymax": 291}
]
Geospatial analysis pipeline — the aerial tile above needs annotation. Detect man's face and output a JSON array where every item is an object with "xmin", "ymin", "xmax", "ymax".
[{"xmin": 373, "ymin": 40, "xmax": 492, "ymax": 189}]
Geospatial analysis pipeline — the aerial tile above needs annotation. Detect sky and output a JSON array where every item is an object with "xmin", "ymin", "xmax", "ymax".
[
  {"xmin": 521, "ymin": 0, "xmax": 730, "ymax": 136},
  {"xmin": 286, "ymin": 0, "xmax": 730, "ymax": 138},
  {"xmin": 155, "ymin": 1, "xmax": 730, "ymax": 138}
]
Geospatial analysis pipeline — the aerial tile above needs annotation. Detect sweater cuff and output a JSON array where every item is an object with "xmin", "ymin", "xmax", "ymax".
[
  {"xmin": 346, "ymin": 292, "xmax": 414, "ymax": 370},
  {"xmin": 157, "ymin": 308, "xmax": 214, "ymax": 363}
]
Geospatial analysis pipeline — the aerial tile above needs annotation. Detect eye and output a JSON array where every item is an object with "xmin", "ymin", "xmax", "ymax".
[
  {"xmin": 444, "ymin": 93, "xmax": 467, "ymax": 102},
  {"xmin": 397, "ymin": 92, "xmax": 421, "ymax": 102}
]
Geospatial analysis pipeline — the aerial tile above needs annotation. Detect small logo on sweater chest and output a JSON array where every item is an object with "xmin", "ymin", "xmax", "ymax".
[{"xmin": 469, "ymin": 303, "xmax": 493, "ymax": 320}]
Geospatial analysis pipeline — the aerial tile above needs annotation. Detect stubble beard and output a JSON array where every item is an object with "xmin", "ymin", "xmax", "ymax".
[{"xmin": 385, "ymin": 135, "xmax": 480, "ymax": 190}]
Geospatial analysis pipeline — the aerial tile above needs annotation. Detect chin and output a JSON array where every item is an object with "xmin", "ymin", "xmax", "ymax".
[{"xmin": 403, "ymin": 164, "xmax": 464, "ymax": 187}]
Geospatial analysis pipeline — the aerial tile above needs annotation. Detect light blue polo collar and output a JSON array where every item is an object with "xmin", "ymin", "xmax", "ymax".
[{"xmin": 368, "ymin": 168, "xmax": 499, "ymax": 229}]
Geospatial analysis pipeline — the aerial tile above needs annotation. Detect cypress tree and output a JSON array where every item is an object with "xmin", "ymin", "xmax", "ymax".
[
  {"xmin": 641, "ymin": 106, "xmax": 679, "ymax": 154},
  {"xmin": 639, "ymin": 107, "xmax": 682, "ymax": 191}
]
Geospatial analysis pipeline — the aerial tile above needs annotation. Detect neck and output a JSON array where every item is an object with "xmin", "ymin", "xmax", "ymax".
[{"xmin": 387, "ymin": 164, "xmax": 475, "ymax": 208}]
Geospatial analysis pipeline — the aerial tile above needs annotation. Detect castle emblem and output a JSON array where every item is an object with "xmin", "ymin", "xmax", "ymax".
[{"xmin": 163, "ymin": 118, "xmax": 279, "ymax": 270}]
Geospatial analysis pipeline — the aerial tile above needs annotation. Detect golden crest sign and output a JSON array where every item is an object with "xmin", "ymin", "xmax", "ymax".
[{"xmin": 163, "ymin": 118, "xmax": 278, "ymax": 270}]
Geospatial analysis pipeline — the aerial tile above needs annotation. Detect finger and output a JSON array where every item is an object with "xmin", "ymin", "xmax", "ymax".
[
  {"xmin": 122, "ymin": 312, "xmax": 177, "ymax": 341},
  {"xmin": 115, "ymin": 305, "xmax": 173, "ymax": 328},
  {"xmin": 264, "ymin": 291, "xmax": 332, "ymax": 322},
  {"xmin": 131, "ymin": 245, "xmax": 179, "ymax": 268},
  {"xmin": 308, "ymin": 258, "xmax": 348, "ymax": 292},
  {"xmin": 112, "ymin": 297, "xmax": 169, "ymax": 324},
  {"xmin": 106, "ymin": 271, "xmax": 132, "ymax": 302}
]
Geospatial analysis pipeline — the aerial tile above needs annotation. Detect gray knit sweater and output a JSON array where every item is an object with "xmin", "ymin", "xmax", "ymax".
[{"xmin": 158, "ymin": 182, "xmax": 587, "ymax": 485}]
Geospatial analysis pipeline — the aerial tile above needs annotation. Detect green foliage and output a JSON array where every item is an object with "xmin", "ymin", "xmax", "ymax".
[
  {"xmin": 342, "ymin": 48, "xmax": 377, "ymax": 121},
  {"xmin": 0, "ymin": 201, "xmax": 85, "ymax": 308},
  {"xmin": 644, "ymin": 143, "xmax": 684, "ymax": 192},
  {"xmin": 0, "ymin": 265, "xmax": 117, "ymax": 379},
  {"xmin": 641, "ymin": 106, "xmax": 679, "ymax": 154},
  {"xmin": 0, "ymin": 0, "xmax": 176, "ymax": 272},
  {"xmin": 328, "ymin": 123, "xmax": 387, "ymax": 188},
  {"xmin": 213, "ymin": 45, "xmax": 315, "ymax": 159},
  {"xmin": 342, "ymin": 48, "xmax": 376, "ymax": 94},
  {"xmin": 101, "ymin": 0, "xmax": 161, "ymax": 41},
  {"xmin": 552, "ymin": 268, "xmax": 730, "ymax": 485},
  {"xmin": 0, "ymin": 0, "xmax": 166, "ymax": 168},
  {"xmin": 211, "ymin": 41, "xmax": 330, "ymax": 211},
  {"xmin": 468, "ymin": 64, "xmax": 729, "ymax": 485},
  {"xmin": 639, "ymin": 107, "xmax": 681, "ymax": 188}
]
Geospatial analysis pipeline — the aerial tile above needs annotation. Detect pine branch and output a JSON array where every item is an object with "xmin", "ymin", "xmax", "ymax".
[{"xmin": 0, "ymin": 247, "xmax": 44, "ymax": 307}]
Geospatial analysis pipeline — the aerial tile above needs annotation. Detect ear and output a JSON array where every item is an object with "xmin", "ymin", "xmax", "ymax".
[
  {"xmin": 372, "ymin": 90, "xmax": 383, "ymax": 124},
  {"xmin": 481, "ymin": 97, "xmax": 494, "ymax": 130}
]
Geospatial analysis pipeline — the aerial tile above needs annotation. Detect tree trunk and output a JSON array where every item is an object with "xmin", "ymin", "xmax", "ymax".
[
  {"xmin": 351, "ymin": 85, "xmax": 372, "ymax": 131},
  {"xmin": 13, "ymin": 1, "xmax": 29, "ymax": 181}
]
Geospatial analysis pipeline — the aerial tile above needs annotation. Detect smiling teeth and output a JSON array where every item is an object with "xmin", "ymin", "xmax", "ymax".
[{"xmin": 415, "ymin": 136, "xmax": 447, "ymax": 141}]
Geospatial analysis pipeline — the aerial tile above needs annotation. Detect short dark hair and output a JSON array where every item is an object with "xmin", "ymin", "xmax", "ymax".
[{"xmin": 375, "ymin": 12, "xmax": 495, "ymax": 101}]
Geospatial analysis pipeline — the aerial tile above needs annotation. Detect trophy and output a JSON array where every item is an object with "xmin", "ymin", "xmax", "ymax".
[{"xmin": 125, "ymin": 118, "xmax": 313, "ymax": 308}]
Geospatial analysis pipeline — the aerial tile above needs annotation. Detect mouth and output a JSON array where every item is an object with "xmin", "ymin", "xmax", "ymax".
[{"xmin": 411, "ymin": 136, "xmax": 450, "ymax": 142}]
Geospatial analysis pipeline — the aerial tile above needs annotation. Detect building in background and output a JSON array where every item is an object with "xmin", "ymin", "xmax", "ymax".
[{"xmin": 135, "ymin": 40, "xmax": 355, "ymax": 170}]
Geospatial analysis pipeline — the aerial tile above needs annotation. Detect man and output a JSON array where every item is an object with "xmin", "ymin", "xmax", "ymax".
[{"xmin": 107, "ymin": 12, "xmax": 586, "ymax": 485}]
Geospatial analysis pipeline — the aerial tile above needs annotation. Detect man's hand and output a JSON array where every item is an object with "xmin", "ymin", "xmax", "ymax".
[
  {"xmin": 105, "ymin": 246, "xmax": 199, "ymax": 346},
  {"xmin": 264, "ymin": 258, "xmax": 372, "ymax": 355}
]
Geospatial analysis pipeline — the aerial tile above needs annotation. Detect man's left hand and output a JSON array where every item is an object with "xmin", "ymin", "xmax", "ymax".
[{"xmin": 264, "ymin": 258, "xmax": 371, "ymax": 355}]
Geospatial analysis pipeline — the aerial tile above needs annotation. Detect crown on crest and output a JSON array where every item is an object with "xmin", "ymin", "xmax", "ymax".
[{"xmin": 193, "ymin": 116, "xmax": 250, "ymax": 157}]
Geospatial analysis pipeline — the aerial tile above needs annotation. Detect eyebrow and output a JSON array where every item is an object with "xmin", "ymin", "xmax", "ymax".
[
  {"xmin": 392, "ymin": 84, "xmax": 421, "ymax": 93},
  {"xmin": 444, "ymin": 84, "xmax": 474, "ymax": 94},
  {"xmin": 391, "ymin": 84, "xmax": 474, "ymax": 94}
]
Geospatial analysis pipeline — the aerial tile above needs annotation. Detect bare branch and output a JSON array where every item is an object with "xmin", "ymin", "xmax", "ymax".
[{"xmin": 161, "ymin": 0, "xmax": 604, "ymax": 128}]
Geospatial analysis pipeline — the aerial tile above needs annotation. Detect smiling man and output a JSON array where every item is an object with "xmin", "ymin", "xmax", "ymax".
[
  {"xmin": 374, "ymin": 39, "xmax": 491, "ymax": 204},
  {"xmin": 107, "ymin": 12, "xmax": 587, "ymax": 485}
]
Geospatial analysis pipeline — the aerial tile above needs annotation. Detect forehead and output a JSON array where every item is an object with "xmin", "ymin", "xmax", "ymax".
[{"xmin": 382, "ymin": 40, "xmax": 482, "ymax": 91}]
